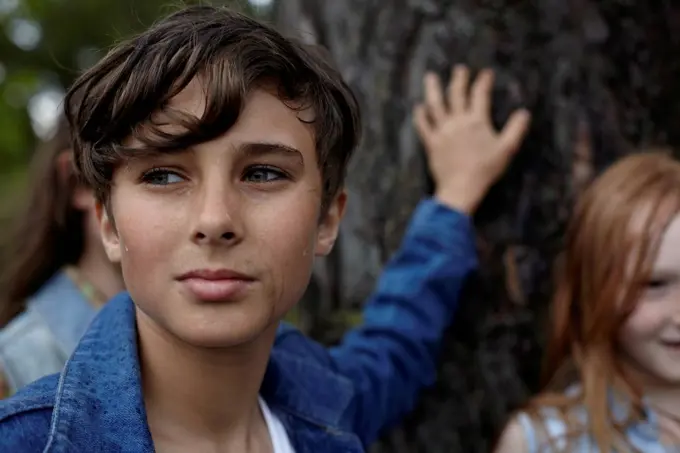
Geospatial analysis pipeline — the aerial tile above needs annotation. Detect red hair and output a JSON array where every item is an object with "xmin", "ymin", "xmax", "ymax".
[{"xmin": 525, "ymin": 151, "xmax": 680, "ymax": 451}]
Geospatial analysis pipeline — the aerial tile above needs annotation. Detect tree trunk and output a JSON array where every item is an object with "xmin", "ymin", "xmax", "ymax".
[{"xmin": 274, "ymin": 1, "xmax": 680, "ymax": 451}]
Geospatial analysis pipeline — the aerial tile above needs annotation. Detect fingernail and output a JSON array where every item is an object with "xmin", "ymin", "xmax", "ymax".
[{"xmin": 426, "ymin": 73, "xmax": 440, "ymax": 86}]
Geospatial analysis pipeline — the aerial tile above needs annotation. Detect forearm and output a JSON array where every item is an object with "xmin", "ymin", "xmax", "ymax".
[{"xmin": 328, "ymin": 197, "xmax": 478, "ymax": 445}]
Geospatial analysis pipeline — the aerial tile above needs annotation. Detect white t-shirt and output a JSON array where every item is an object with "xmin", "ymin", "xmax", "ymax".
[{"xmin": 259, "ymin": 396, "xmax": 296, "ymax": 453}]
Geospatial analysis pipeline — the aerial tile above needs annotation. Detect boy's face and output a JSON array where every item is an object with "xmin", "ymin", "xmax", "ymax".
[{"xmin": 98, "ymin": 80, "xmax": 345, "ymax": 348}]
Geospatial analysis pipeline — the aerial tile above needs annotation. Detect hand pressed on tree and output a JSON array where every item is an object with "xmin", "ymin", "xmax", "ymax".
[{"xmin": 414, "ymin": 65, "xmax": 531, "ymax": 214}]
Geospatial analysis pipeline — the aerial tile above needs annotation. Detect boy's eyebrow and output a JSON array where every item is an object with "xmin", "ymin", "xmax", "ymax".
[{"xmin": 237, "ymin": 142, "xmax": 304, "ymax": 164}]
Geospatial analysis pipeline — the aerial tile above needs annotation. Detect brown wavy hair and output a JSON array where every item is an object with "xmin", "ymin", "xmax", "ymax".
[
  {"xmin": 0, "ymin": 117, "xmax": 85, "ymax": 326},
  {"xmin": 64, "ymin": 5, "xmax": 361, "ymax": 213},
  {"xmin": 524, "ymin": 151, "xmax": 680, "ymax": 452}
]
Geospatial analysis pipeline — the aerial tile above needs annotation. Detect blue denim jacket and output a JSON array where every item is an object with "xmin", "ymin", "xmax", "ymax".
[{"xmin": 0, "ymin": 199, "xmax": 477, "ymax": 452}]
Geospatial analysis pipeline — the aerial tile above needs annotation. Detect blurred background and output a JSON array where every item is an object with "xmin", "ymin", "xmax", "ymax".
[
  {"xmin": 1, "ymin": 0, "xmax": 679, "ymax": 452},
  {"xmin": 0, "ymin": 0, "xmax": 268, "ymax": 224}
]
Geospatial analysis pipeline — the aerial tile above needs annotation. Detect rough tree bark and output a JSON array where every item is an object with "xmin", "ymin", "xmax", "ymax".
[{"xmin": 274, "ymin": 1, "xmax": 680, "ymax": 452}]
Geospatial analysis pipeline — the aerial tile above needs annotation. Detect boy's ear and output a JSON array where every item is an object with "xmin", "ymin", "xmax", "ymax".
[
  {"xmin": 315, "ymin": 190, "xmax": 347, "ymax": 256},
  {"xmin": 96, "ymin": 202, "xmax": 122, "ymax": 263}
]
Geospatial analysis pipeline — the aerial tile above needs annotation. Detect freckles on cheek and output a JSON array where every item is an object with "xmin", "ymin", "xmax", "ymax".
[
  {"xmin": 116, "ymin": 207, "xmax": 183, "ymax": 265},
  {"xmin": 256, "ymin": 202, "xmax": 318, "ymax": 276},
  {"xmin": 262, "ymin": 231, "xmax": 316, "ymax": 314},
  {"xmin": 262, "ymin": 204, "xmax": 319, "ymax": 254}
]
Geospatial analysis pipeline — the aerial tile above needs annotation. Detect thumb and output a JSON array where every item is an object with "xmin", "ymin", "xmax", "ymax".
[
  {"xmin": 413, "ymin": 104, "xmax": 433, "ymax": 152},
  {"xmin": 499, "ymin": 109, "xmax": 531, "ymax": 154}
]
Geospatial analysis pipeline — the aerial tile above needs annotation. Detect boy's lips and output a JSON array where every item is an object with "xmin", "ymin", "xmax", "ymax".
[{"xmin": 176, "ymin": 268, "xmax": 255, "ymax": 302}]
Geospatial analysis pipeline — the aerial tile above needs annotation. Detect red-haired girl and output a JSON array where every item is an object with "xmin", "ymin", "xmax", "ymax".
[{"xmin": 496, "ymin": 151, "xmax": 680, "ymax": 452}]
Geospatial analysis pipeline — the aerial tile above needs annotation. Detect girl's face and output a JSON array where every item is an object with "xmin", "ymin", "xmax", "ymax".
[{"xmin": 619, "ymin": 215, "xmax": 680, "ymax": 384}]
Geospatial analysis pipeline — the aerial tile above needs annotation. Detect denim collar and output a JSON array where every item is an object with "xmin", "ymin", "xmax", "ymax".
[{"xmin": 43, "ymin": 292, "xmax": 355, "ymax": 451}]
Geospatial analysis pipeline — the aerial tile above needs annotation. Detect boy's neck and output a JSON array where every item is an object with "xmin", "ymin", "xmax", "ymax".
[
  {"xmin": 75, "ymin": 245, "xmax": 124, "ymax": 305},
  {"xmin": 136, "ymin": 308, "xmax": 276, "ymax": 452}
]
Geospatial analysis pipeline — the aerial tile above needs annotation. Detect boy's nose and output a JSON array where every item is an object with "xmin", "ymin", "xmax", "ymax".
[
  {"xmin": 190, "ymin": 183, "xmax": 243, "ymax": 246},
  {"xmin": 194, "ymin": 230, "xmax": 237, "ymax": 243}
]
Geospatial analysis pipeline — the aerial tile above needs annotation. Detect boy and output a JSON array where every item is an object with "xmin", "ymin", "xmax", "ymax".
[{"xmin": 0, "ymin": 6, "xmax": 530, "ymax": 452}]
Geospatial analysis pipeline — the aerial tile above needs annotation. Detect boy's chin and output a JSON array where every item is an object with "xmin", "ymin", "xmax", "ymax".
[
  {"xmin": 173, "ymin": 318, "xmax": 276, "ymax": 350},
  {"xmin": 145, "ymin": 305, "xmax": 280, "ymax": 350},
  {"xmin": 134, "ymin": 295, "xmax": 286, "ymax": 350}
]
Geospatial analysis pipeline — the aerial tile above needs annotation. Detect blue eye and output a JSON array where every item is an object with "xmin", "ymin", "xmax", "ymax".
[
  {"xmin": 142, "ymin": 169, "xmax": 184, "ymax": 185},
  {"xmin": 243, "ymin": 166, "xmax": 286, "ymax": 183}
]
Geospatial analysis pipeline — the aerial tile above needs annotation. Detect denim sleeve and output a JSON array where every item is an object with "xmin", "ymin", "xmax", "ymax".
[{"xmin": 328, "ymin": 198, "xmax": 478, "ymax": 446}]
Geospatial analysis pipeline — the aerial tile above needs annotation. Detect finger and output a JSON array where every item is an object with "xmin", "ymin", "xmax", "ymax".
[
  {"xmin": 423, "ymin": 72, "xmax": 447, "ymax": 124},
  {"xmin": 499, "ymin": 109, "xmax": 531, "ymax": 154},
  {"xmin": 448, "ymin": 65, "xmax": 470, "ymax": 114},
  {"xmin": 449, "ymin": 65, "xmax": 470, "ymax": 114},
  {"xmin": 470, "ymin": 69, "xmax": 495, "ymax": 117},
  {"xmin": 413, "ymin": 104, "xmax": 434, "ymax": 148}
]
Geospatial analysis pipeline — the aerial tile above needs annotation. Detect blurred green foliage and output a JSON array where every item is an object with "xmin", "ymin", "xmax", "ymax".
[{"xmin": 0, "ymin": 0, "xmax": 265, "ymax": 221}]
